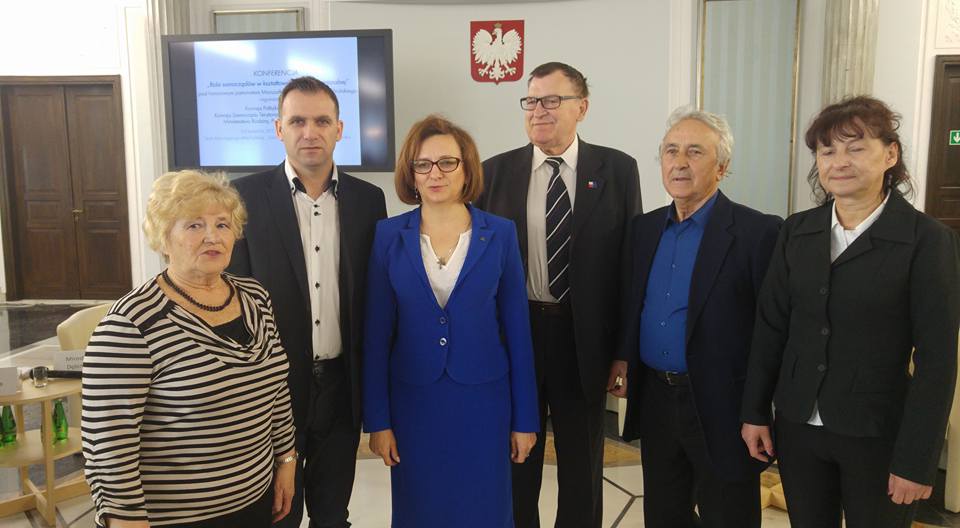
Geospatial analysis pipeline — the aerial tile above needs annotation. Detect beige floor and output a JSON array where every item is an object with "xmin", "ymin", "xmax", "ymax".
[
  {"xmin": 0, "ymin": 433, "xmax": 804, "ymax": 528},
  {"xmin": 0, "ymin": 433, "xmax": 937, "ymax": 527}
]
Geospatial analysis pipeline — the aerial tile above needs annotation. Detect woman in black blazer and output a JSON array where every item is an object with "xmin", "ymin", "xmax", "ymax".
[{"xmin": 740, "ymin": 96, "xmax": 960, "ymax": 527}]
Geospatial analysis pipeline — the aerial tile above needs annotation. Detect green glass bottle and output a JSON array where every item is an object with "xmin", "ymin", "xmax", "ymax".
[
  {"xmin": 52, "ymin": 399, "xmax": 68, "ymax": 443},
  {"xmin": 1, "ymin": 405, "xmax": 16, "ymax": 445}
]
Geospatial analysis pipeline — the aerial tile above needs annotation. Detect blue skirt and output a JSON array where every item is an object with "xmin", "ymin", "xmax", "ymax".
[{"xmin": 389, "ymin": 373, "xmax": 514, "ymax": 528}]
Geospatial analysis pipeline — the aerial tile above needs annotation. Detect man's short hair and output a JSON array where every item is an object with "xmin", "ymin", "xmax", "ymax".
[
  {"xmin": 528, "ymin": 62, "xmax": 590, "ymax": 98},
  {"xmin": 662, "ymin": 107, "xmax": 734, "ymax": 168},
  {"xmin": 277, "ymin": 76, "xmax": 340, "ymax": 118}
]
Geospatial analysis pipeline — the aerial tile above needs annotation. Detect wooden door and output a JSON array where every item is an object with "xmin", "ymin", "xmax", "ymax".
[
  {"xmin": 925, "ymin": 55, "xmax": 960, "ymax": 233},
  {"xmin": 6, "ymin": 85, "xmax": 81, "ymax": 298},
  {"xmin": 2, "ymin": 79, "xmax": 130, "ymax": 299},
  {"xmin": 64, "ymin": 85, "xmax": 131, "ymax": 298}
]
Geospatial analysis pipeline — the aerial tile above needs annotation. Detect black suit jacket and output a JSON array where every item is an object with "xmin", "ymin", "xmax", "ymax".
[
  {"xmin": 741, "ymin": 192, "xmax": 960, "ymax": 485},
  {"xmin": 476, "ymin": 139, "xmax": 642, "ymax": 402},
  {"xmin": 228, "ymin": 164, "xmax": 387, "ymax": 429},
  {"xmin": 619, "ymin": 191, "xmax": 781, "ymax": 480}
]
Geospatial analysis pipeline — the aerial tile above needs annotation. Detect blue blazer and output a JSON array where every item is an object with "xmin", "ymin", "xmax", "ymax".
[{"xmin": 362, "ymin": 205, "xmax": 539, "ymax": 434}]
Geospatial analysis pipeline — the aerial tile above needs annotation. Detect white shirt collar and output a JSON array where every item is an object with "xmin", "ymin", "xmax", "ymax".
[
  {"xmin": 532, "ymin": 136, "xmax": 579, "ymax": 172},
  {"xmin": 831, "ymin": 192, "xmax": 890, "ymax": 235},
  {"xmin": 284, "ymin": 159, "xmax": 339, "ymax": 197}
]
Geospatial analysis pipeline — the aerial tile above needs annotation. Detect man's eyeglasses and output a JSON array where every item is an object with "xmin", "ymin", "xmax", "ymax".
[
  {"xmin": 519, "ymin": 95, "xmax": 582, "ymax": 111},
  {"xmin": 412, "ymin": 157, "xmax": 462, "ymax": 174}
]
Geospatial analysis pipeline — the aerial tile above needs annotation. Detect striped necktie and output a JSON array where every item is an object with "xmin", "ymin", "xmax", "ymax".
[{"xmin": 545, "ymin": 157, "xmax": 571, "ymax": 301}]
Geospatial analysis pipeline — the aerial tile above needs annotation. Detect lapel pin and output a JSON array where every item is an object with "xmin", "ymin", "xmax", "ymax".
[
  {"xmin": 480, "ymin": 236, "xmax": 486, "ymax": 242},
  {"xmin": 586, "ymin": 180, "xmax": 598, "ymax": 189}
]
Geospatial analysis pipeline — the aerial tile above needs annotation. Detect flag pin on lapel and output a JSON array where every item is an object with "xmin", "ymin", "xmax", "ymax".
[{"xmin": 586, "ymin": 180, "xmax": 599, "ymax": 189}]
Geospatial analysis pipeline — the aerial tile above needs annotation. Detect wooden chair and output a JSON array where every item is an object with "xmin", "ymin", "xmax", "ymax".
[{"xmin": 55, "ymin": 303, "xmax": 112, "ymax": 428}]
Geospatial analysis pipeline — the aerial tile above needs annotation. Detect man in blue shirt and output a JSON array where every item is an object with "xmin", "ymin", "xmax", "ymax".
[{"xmin": 610, "ymin": 108, "xmax": 781, "ymax": 527}]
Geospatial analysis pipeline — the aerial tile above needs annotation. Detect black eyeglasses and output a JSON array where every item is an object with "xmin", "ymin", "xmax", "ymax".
[
  {"xmin": 519, "ymin": 95, "xmax": 582, "ymax": 111},
  {"xmin": 412, "ymin": 157, "xmax": 462, "ymax": 174}
]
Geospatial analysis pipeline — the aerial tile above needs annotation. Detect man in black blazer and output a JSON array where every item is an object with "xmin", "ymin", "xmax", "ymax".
[
  {"xmin": 476, "ymin": 62, "xmax": 642, "ymax": 528},
  {"xmin": 229, "ymin": 77, "xmax": 386, "ymax": 528},
  {"xmin": 615, "ymin": 109, "xmax": 781, "ymax": 527}
]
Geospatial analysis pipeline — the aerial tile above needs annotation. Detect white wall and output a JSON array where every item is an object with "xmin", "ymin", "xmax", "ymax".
[
  {"xmin": 914, "ymin": 0, "xmax": 960, "ymax": 211},
  {"xmin": 0, "ymin": 0, "xmax": 681, "ymax": 298},
  {"xmin": 330, "ymin": 0, "xmax": 675, "ymax": 216},
  {"xmin": 792, "ymin": 0, "xmax": 935, "ymax": 214},
  {"xmin": 0, "ymin": 0, "xmax": 939, "ymax": 300},
  {"xmin": 873, "ymin": 0, "xmax": 927, "ymax": 207},
  {"xmin": 0, "ymin": 1, "xmax": 126, "ymax": 76},
  {"xmin": 0, "ymin": 0, "xmax": 154, "ymax": 298}
]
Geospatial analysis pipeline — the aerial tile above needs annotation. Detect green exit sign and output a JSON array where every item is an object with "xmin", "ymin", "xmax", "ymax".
[{"xmin": 952, "ymin": 130, "xmax": 960, "ymax": 146}]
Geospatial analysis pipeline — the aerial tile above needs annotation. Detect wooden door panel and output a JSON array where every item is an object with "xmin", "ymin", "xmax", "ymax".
[
  {"xmin": 926, "ymin": 56, "xmax": 960, "ymax": 232},
  {"xmin": 82, "ymin": 229, "xmax": 130, "ymax": 293},
  {"xmin": 22, "ymin": 228, "xmax": 77, "ymax": 287},
  {"xmin": 6, "ymin": 85, "xmax": 80, "ymax": 298},
  {"xmin": 65, "ymin": 84, "xmax": 130, "ymax": 298},
  {"xmin": 26, "ymin": 200, "xmax": 62, "ymax": 224}
]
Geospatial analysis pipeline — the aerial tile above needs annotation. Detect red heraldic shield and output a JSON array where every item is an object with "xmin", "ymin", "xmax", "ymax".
[{"xmin": 470, "ymin": 20, "xmax": 524, "ymax": 84}]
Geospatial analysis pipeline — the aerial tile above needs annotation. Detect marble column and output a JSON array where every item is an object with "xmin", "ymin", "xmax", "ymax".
[{"xmin": 821, "ymin": 0, "xmax": 879, "ymax": 104}]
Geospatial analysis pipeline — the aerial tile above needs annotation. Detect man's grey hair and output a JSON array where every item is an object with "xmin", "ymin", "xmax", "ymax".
[{"xmin": 660, "ymin": 106, "xmax": 734, "ymax": 168}]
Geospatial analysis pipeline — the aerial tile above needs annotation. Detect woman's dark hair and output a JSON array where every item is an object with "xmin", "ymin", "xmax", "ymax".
[
  {"xmin": 394, "ymin": 115, "xmax": 483, "ymax": 205},
  {"xmin": 804, "ymin": 95, "xmax": 913, "ymax": 205}
]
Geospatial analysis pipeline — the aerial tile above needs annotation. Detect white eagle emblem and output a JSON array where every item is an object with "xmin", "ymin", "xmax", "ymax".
[{"xmin": 472, "ymin": 23, "xmax": 523, "ymax": 83}]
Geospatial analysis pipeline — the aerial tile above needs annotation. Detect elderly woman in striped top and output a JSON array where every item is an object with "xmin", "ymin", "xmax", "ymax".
[{"xmin": 82, "ymin": 170, "xmax": 296, "ymax": 528}]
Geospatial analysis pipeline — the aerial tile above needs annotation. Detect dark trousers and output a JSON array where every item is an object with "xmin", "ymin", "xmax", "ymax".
[
  {"xmin": 638, "ymin": 368, "xmax": 760, "ymax": 528},
  {"xmin": 276, "ymin": 357, "xmax": 361, "ymax": 528},
  {"xmin": 167, "ymin": 486, "xmax": 274, "ymax": 528},
  {"xmin": 775, "ymin": 415, "xmax": 918, "ymax": 528},
  {"xmin": 513, "ymin": 301, "xmax": 606, "ymax": 528}
]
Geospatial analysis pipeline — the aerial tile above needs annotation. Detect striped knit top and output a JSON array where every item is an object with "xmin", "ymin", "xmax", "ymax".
[{"xmin": 82, "ymin": 274, "xmax": 296, "ymax": 526}]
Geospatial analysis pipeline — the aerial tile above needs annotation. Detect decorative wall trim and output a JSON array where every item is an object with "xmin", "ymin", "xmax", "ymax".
[{"xmin": 936, "ymin": 0, "xmax": 960, "ymax": 48}]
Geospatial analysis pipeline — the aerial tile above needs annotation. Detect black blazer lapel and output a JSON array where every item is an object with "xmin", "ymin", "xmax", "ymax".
[
  {"xmin": 618, "ymin": 210, "xmax": 666, "ymax": 366},
  {"xmin": 337, "ymin": 175, "xmax": 359, "ymax": 348},
  {"xmin": 686, "ymin": 192, "xmax": 734, "ymax": 344},
  {"xmin": 793, "ymin": 204, "xmax": 833, "ymax": 289},
  {"xmin": 265, "ymin": 165, "xmax": 310, "ymax": 310},
  {"xmin": 832, "ymin": 231, "xmax": 873, "ymax": 268},
  {"xmin": 632, "ymin": 213, "xmax": 667, "ymax": 305},
  {"xmin": 506, "ymin": 146, "xmax": 534, "ymax": 270},
  {"xmin": 833, "ymin": 193, "xmax": 916, "ymax": 268},
  {"xmin": 570, "ymin": 139, "xmax": 606, "ymax": 244}
]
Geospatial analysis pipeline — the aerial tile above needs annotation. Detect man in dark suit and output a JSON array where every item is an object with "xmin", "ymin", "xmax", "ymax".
[
  {"xmin": 613, "ymin": 108, "xmax": 781, "ymax": 527},
  {"xmin": 229, "ymin": 76, "xmax": 387, "ymax": 528},
  {"xmin": 476, "ymin": 62, "xmax": 642, "ymax": 528}
]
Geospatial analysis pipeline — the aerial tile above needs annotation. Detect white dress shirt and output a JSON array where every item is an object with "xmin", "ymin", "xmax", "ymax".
[
  {"xmin": 807, "ymin": 192, "xmax": 890, "ymax": 426},
  {"xmin": 526, "ymin": 139, "xmax": 578, "ymax": 302},
  {"xmin": 420, "ymin": 230, "xmax": 471, "ymax": 308},
  {"xmin": 285, "ymin": 159, "xmax": 342, "ymax": 360}
]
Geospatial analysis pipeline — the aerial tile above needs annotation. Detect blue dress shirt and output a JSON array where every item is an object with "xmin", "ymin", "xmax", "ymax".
[{"xmin": 638, "ymin": 192, "xmax": 719, "ymax": 373}]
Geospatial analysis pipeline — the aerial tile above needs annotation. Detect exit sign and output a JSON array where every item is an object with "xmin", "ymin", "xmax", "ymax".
[{"xmin": 951, "ymin": 130, "xmax": 960, "ymax": 145}]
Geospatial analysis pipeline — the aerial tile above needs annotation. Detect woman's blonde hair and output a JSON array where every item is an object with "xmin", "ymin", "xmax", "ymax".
[{"xmin": 143, "ymin": 170, "xmax": 247, "ymax": 259}]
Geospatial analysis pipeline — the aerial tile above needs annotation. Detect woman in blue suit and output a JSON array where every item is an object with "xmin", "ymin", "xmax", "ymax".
[{"xmin": 363, "ymin": 115, "xmax": 539, "ymax": 527}]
